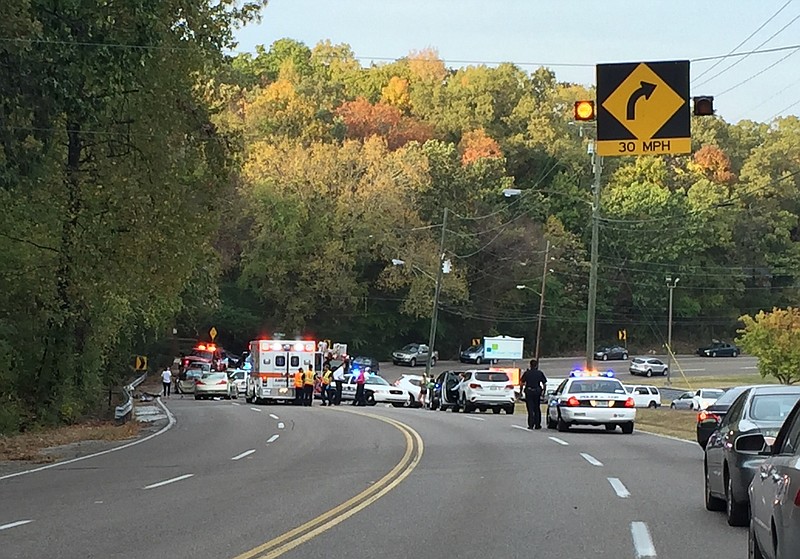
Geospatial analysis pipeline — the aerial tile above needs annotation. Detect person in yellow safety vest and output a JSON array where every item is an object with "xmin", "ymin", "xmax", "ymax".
[
  {"xmin": 294, "ymin": 368, "xmax": 304, "ymax": 406},
  {"xmin": 320, "ymin": 364, "xmax": 334, "ymax": 406},
  {"xmin": 303, "ymin": 365, "xmax": 316, "ymax": 406}
]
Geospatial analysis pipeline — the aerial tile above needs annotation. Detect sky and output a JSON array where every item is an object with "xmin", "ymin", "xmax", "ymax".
[{"xmin": 234, "ymin": 0, "xmax": 800, "ymax": 125}]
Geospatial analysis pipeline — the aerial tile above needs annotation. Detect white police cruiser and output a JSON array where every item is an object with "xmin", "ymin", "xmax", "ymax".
[{"xmin": 545, "ymin": 370, "xmax": 637, "ymax": 434}]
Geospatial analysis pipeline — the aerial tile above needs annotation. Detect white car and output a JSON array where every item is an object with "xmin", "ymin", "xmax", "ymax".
[
  {"xmin": 341, "ymin": 375, "xmax": 411, "ymax": 406},
  {"xmin": 692, "ymin": 388, "xmax": 725, "ymax": 411},
  {"xmin": 194, "ymin": 371, "xmax": 238, "ymax": 400},
  {"xmin": 228, "ymin": 369, "xmax": 248, "ymax": 394},
  {"xmin": 393, "ymin": 374, "xmax": 426, "ymax": 406},
  {"xmin": 629, "ymin": 357, "xmax": 669, "ymax": 377},
  {"xmin": 456, "ymin": 370, "xmax": 516, "ymax": 414},
  {"xmin": 546, "ymin": 371, "xmax": 636, "ymax": 433},
  {"xmin": 623, "ymin": 384, "xmax": 662, "ymax": 408}
]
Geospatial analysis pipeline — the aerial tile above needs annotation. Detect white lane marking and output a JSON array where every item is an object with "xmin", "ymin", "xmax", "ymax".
[
  {"xmin": 269, "ymin": 414, "xmax": 279, "ymax": 420},
  {"xmin": 608, "ymin": 477, "xmax": 631, "ymax": 498},
  {"xmin": 580, "ymin": 453, "xmax": 603, "ymax": 467},
  {"xmin": 0, "ymin": 398, "xmax": 176, "ymax": 482},
  {"xmin": 681, "ymin": 368, "xmax": 705, "ymax": 372},
  {"xmin": 743, "ymin": 366, "xmax": 757, "ymax": 370},
  {"xmin": 548, "ymin": 436, "xmax": 569, "ymax": 446},
  {"xmin": 143, "ymin": 473, "xmax": 194, "ymax": 490},
  {"xmin": 231, "ymin": 449, "xmax": 256, "ymax": 461},
  {"xmin": 231, "ymin": 402, "xmax": 241, "ymax": 406},
  {"xmin": 267, "ymin": 435, "xmax": 280, "ymax": 444},
  {"xmin": 0, "ymin": 520, "xmax": 33, "ymax": 531},
  {"xmin": 631, "ymin": 522, "xmax": 657, "ymax": 557},
  {"xmin": 512, "ymin": 425, "xmax": 529, "ymax": 431},
  {"xmin": 250, "ymin": 407, "xmax": 261, "ymax": 412},
  {"xmin": 277, "ymin": 422, "xmax": 285, "ymax": 429},
  {"xmin": 464, "ymin": 416, "xmax": 485, "ymax": 421}
]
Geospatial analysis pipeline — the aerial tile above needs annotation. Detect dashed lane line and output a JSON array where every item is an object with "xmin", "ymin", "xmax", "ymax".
[
  {"xmin": 231, "ymin": 402, "xmax": 241, "ymax": 406},
  {"xmin": 631, "ymin": 522, "xmax": 657, "ymax": 557},
  {"xmin": 143, "ymin": 474, "xmax": 194, "ymax": 490},
  {"xmin": 269, "ymin": 414, "xmax": 280, "ymax": 420},
  {"xmin": 277, "ymin": 422, "xmax": 285, "ymax": 429},
  {"xmin": 250, "ymin": 407, "xmax": 262, "ymax": 412},
  {"xmin": 464, "ymin": 416, "xmax": 485, "ymax": 422},
  {"xmin": 580, "ymin": 453, "xmax": 603, "ymax": 467},
  {"xmin": 608, "ymin": 477, "xmax": 631, "ymax": 498},
  {"xmin": 267, "ymin": 435, "xmax": 280, "ymax": 444},
  {"xmin": 511, "ymin": 425, "xmax": 529, "ymax": 431},
  {"xmin": 231, "ymin": 449, "xmax": 257, "ymax": 461},
  {"xmin": 0, "ymin": 520, "xmax": 33, "ymax": 531},
  {"xmin": 548, "ymin": 436, "xmax": 569, "ymax": 446}
]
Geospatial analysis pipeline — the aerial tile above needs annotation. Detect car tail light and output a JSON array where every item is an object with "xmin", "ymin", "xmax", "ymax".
[
  {"xmin": 469, "ymin": 383, "xmax": 481, "ymax": 389},
  {"xmin": 566, "ymin": 396, "xmax": 581, "ymax": 407},
  {"xmin": 624, "ymin": 397, "xmax": 635, "ymax": 408},
  {"xmin": 698, "ymin": 411, "xmax": 719, "ymax": 423},
  {"xmin": 217, "ymin": 379, "xmax": 227, "ymax": 385},
  {"xmin": 195, "ymin": 379, "xmax": 204, "ymax": 385},
  {"xmin": 505, "ymin": 385, "xmax": 515, "ymax": 390}
]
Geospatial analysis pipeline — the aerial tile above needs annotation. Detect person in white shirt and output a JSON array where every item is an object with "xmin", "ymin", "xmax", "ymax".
[
  {"xmin": 332, "ymin": 362, "xmax": 346, "ymax": 406},
  {"xmin": 161, "ymin": 367, "xmax": 172, "ymax": 398}
]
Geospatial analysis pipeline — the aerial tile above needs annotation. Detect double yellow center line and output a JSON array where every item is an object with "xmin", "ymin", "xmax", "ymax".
[{"xmin": 232, "ymin": 410, "xmax": 424, "ymax": 559}]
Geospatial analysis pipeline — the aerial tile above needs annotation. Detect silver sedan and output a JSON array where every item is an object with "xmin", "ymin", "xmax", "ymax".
[{"xmin": 670, "ymin": 391, "xmax": 695, "ymax": 410}]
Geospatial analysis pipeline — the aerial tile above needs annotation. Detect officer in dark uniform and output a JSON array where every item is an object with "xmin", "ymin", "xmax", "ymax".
[{"xmin": 520, "ymin": 359, "xmax": 547, "ymax": 430}]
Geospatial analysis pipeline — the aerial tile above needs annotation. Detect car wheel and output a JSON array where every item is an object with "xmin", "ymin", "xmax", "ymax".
[
  {"xmin": 648, "ymin": 401, "xmax": 657, "ymax": 408},
  {"xmin": 662, "ymin": 368, "xmax": 668, "ymax": 377},
  {"xmin": 605, "ymin": 424, "xmax": 616, "ymax": 432},
  {"xmin": 410, "ymin": 358, "xmax": 416, "ymax": 367},
  {"xmin": 732, "ymin": 350, "xmax": 739, "ymax": 357},
  {"xmin": 505, "ymin": 404, "xmax": 515, "ymax": 415},
  {"xmin": 670, "ymin": 402, "xmax": 676, "ymax": 409},
  {"xmin": 475, "ymin": 357, "xmax": 482, "ymax": 365},
  {"xmin": 645, "ymin": 369, "xmax": 653, "ymax": 377},
  {"xmin": 404, "ymin": 395, "xmax": 416, "ymax": 408},
  {"xmin": 245, "ymin": 392, "xmax": 253, "ymax": 403},
  {"xmin": 391, "ymin": 402, "xmax": 405, "ymax": 408},
  {"xmin": 557, "ymin": 415, "xmax": 570, "ymax": 432},
  {"xmin": 366, "ymin": 392, "xmax": 376, "ymax": 406},
  {"xmin": 711, "ymin": 351, "xmax": 717, "ymax": 357},
  {"xmin": 725, "ymin": 472, "xmax": 749, "ymax": 526},
  {"xmin": 621, "ymin": 422, "xmax": 634, "ymax": 434},
  {"xmin": 546, "ymin": 415, "xmax": 556, "ymax": 429},
  {"xmin": 622, "ymin": 353, "xmax": 628, "ymax": 360},
  {"xmin": 705, "ymin": 459, "xmax": 726, "ymax": 511},
  {"xmin": 748, "ymin": 520, "xmax": 765, "ymax": 559},
  {"xmin": 194, "ymin": 395, "xmax": 200, "ymax": 400},
  {"xmin": 602, "ymin": 354, "xmax": 608, "ymax": 361}
]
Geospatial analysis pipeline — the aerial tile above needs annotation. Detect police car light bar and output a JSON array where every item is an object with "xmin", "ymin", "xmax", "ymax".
[{"xmin": 569, "ymin": 370, "xmax": 615, "ymax": 378}]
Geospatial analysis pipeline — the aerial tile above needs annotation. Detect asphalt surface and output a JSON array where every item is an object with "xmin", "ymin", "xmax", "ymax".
[
  {"xmin": 378, "ymin": 354, "xmax": 758, "ymax": 384},
  {"xmin": 0, "ymin": 395, "xmax": 748, "ymax": 559}
]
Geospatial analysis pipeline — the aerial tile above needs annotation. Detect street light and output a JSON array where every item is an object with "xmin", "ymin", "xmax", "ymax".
[{"xmin": 666, "ymin": 276, "xmax": 680, "ymax": 386}]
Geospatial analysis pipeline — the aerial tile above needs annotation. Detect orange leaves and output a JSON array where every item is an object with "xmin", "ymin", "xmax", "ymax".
[
  {"xmin": 336, "ymin": 97, "xmax": 434, "ymax": 150},
  {"xmin": 458, "ymin": 128, "xmax": 503, "ymax": 165},
  {"xmin": 408, "ymin": 48, "xmax": 447, "ymax": 84},
  {"xmin": 693, "ymin": 145, "xmax": 736, "ymax": 184}
]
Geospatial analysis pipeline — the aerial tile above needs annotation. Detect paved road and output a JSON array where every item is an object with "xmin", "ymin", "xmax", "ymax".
[
  {"xmin": 0, "ymin": 397, "xmax": 747, "ymax": 558},
  {"xmin": 378, "ymin": 354, "xmax": 758, "ymax": 384}
]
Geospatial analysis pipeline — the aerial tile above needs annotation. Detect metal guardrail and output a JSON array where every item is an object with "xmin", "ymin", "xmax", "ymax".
[{"xmin": 115, "ymin": 371, "xmax": 148, "ymax": 423}]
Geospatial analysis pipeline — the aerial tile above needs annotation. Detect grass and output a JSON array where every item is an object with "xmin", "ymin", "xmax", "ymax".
[
  {"xmin": 636, "ymin": 373, "xmax": 776, "ymax": 390},
  {"xmin": 634, "ymin": 407, "xmax": 698, "ymax": 441},
  {"xmin": 0, "ymin": 421, "xmax": 140, "ymax": 463}
]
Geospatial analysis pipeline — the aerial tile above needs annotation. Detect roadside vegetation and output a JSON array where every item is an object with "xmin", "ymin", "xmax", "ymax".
[{"xmin": 2, "ymin": 3, "xmax": 799, "ymax": 434}]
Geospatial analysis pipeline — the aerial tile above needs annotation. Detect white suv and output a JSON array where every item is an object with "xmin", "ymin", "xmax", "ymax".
[
  {"xmin": 456, "ymin": 370, "xmax": 516, "ymax": 414},
  {"xmin": 624, "ymin": 384, "xmax": 662, "ymax": 408}
]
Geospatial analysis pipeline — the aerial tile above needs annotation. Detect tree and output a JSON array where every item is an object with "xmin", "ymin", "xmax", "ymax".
[{"xmin": 738, "ymin": 308, "xmax": 800, "ymax": 384}]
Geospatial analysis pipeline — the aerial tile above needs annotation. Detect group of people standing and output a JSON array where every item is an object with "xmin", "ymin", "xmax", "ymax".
[{"xmin": 292, "ymin": 355, "xmax": 369, "ymax": 407}]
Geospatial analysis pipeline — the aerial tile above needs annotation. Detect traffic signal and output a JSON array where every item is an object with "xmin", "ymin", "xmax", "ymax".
[
  {"xmin": 574, "ymin": 100, "xmax": 596, "ymax": 121},
  {"xmin": 693, "ymin": 96, "xmax": 714, "ymax": 116}
]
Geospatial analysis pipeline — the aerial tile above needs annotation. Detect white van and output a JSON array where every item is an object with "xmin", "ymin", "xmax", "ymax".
[{"xmin": 623, "ymin": 384, "xmax": 662, "ymax": 408}]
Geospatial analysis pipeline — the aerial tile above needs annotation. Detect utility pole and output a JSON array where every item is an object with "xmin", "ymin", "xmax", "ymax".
[
  {"xmin": 585, "ymin": 145, "xmax": 602, "ymax": 370},
  {"xmin": 666, "ymin": 276, "xmax": 680, "ymax": 387},
  {"xmin": 426, "ymin": 207, "xmax": 448, "ymax": 380},
  {"xmin": 535, "ymin": 240, "xmax": 551, "ymax": 360}
]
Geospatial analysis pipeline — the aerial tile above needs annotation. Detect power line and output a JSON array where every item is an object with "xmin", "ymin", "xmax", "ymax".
[
  {"xmin": 692, "ymin": 0, "xmax": 793, "ymax": 84},
  {"xmin": 715, "ymin": 46, "xmax": 800, "ymax": 97},
  {"xmin": 766, "ymin": 96, "xmax": 800, "ymax": 120}
]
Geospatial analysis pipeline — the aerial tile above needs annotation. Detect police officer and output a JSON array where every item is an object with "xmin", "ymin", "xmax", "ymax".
[
  {"xmin": 294, "ymin": 368, "xmax": 304, "ymax": 406},
  {"xmin": 520, "ymin": 359, "xmax": 547, "ymax": 430}
]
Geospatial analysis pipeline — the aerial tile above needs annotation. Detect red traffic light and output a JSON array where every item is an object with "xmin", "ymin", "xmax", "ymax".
[
  {"xmin": 693, "ymin": 96, "xmax": 714, "ymax": 116},
  {"xmin": 574, "ymin": 100, "xmax": 596, "ymax": 121}
]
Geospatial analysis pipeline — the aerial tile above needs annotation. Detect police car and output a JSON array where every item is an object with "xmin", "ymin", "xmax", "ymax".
[{"xmin": 545, "ymin": 371, "xmax": 636, "ymax": 434}]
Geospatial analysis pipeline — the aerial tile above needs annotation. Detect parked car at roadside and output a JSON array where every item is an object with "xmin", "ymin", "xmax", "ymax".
[
  {"xmin": 629, "ymin": 357, "xmax": 669, "ymax": 377},
  {"xmin": 176, "ymin": 363, "xmax": 210, "ymax": 394},
  {"xmin": 340, "ymin": 374, "xmax": 411, "ymax": 406},
  {"xmin": 228, "ymin": 369, "xmax": 248, "ymax": 394},
  {"xmin": 393, "ymin": 374, "xmax": 426, "ymax": 406},
  {"xmin": 624, "ymin": 385, "xmax": 662, "ymax": 408},
  {"xmin": 392, "ymin": 343, "xmax": 438, "ymax": 367},
  {"xmin": 456, "ymin": 370, "xmax": 516, "ymax": 414},
  {"xmin": 748, "ymin": 398, "xmax": 800, "ymax": 559},
  {"xmin": 594, "ymin": 345, "xmax": 629, "ymax": 361},
  {"xmin": 670, "ymin": 391, "xmax": 696, "ymax": 410},
  {"xmin": 704, "ymin": 385, "xmax": 800, "ymax": 526},
  {"xmin": 693, "ymin": 388, "xmax": 725, "ymax": 411},
  {"xmin": 459, "ymin": 344, "xmax": 496, "ymax": 365},
  {"xmin": 697, "ymin": 386, "xmax": 751, "ymax": 448},
  {"xmin": 696, "ymin": 340, "xmax": 740, "ymax": 357}
]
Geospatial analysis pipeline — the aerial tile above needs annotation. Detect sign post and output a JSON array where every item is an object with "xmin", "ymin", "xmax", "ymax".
[{"xmin": 597, "ymin": 60, "xmax": 690, "ymax": 157}]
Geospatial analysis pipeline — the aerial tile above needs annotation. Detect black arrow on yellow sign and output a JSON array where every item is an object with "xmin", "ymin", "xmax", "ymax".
[{"xmin": 626, "ymin": 81, "xmax": 657, "ymax": 120}]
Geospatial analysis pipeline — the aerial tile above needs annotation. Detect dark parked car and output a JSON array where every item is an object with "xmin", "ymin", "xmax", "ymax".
[
  {"xmin": 704, "ymin": 385, "xmax": 800, "ymax": 526},
  {"xmin": 697, "ymin": 340, "xmax": 740, "ymax": 357},
  {"xmin": 748, "ymin": 398, "xmax": 800, "ymax": 559},
  {"xmin": 594, "ymin": 345, "xmax": 629, "ymax": 361},
  {"xmin": 697, "ymin": 386, "xmax": 750, "ymax": 448}
]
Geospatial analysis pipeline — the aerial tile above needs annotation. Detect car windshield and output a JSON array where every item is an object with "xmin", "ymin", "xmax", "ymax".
[
  {"xmin": 701, "ymin": 389, "xmax": 724, "ymax": 398},
  {"xmin": 230, "ymin": 371, "xmax": 245, "ymax": 380},
  {"xmin": 366, "ymin": 375, "xmax": 389, "ymax": 385},
  {"xmin": 401, "ymin": 344, "xmax": 419, "ymax": 351},
  {"xmin": 465, "ymin": 345, "xmax": 480, "ymax": 352},
  {"xmin": 749, "ymin": 394, "xmax": 800, "ymax": 422},
  {"xmin": 712, "ymin": 386, "xmax": 749, "ymax": 406},
  {"xmin": 475, "ymin": 372, "xmax": 509, "ymax": 382},
  {"xmin": 568, "ymin": 380, "xmax": 626, "ymax": 394},
  {"xmin": 201, "ymin": 372, "xmax": 226, "ymax": 380}
]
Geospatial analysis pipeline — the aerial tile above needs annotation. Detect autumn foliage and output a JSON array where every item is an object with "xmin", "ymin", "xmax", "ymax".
[
  {"xmin": 459, "ymin": 128, "xmax": 503, "ymax": 165},
  {"xmin": 336, "ymin": 97, "xmax": 434, "ymax": 150},
  {"xmin": 693, "ymin": 145, "xmax": 736, "ymax": 184}
]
